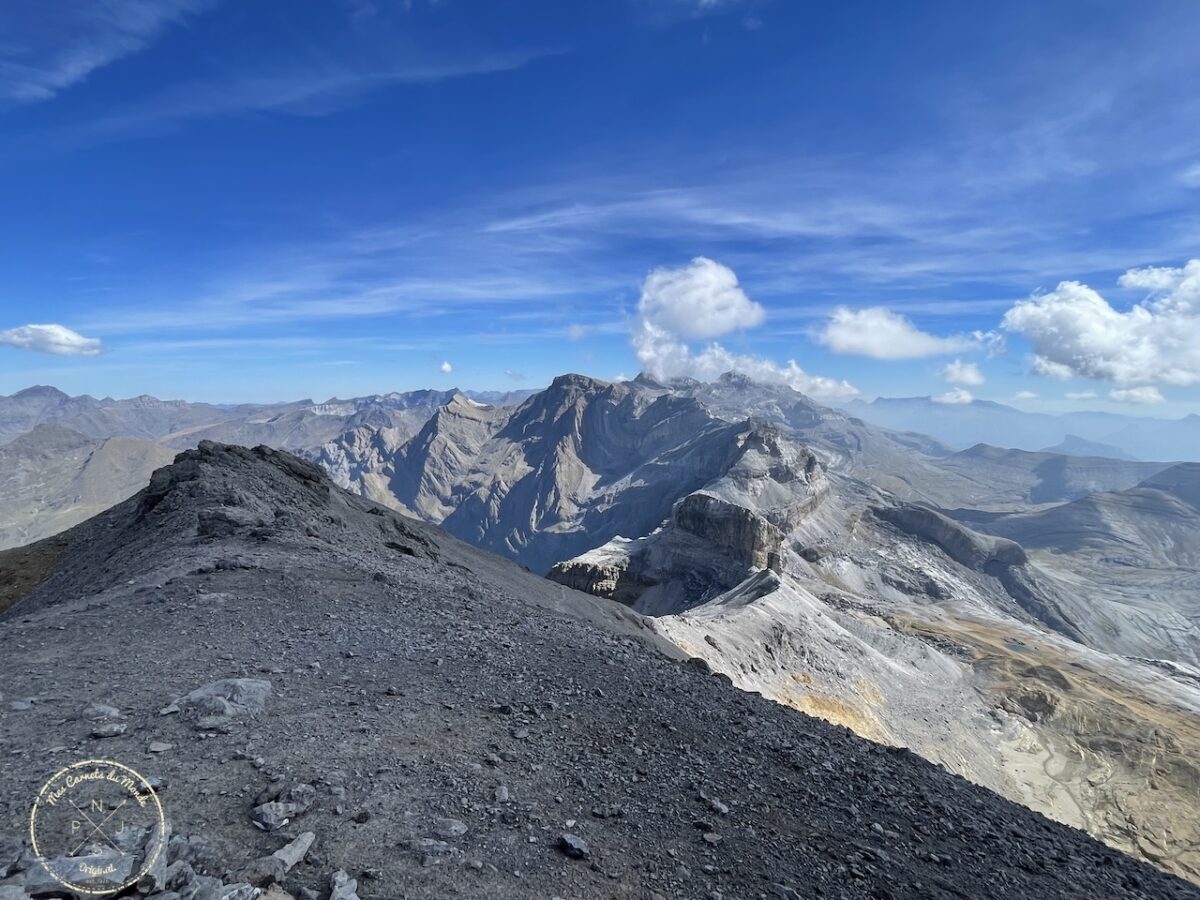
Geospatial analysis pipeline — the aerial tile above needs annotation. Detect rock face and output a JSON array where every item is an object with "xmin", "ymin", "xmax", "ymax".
[
  {"xmin": 307, "ymin": 423, "xmax": 410, "ymax": 507},
  {"xmin": 676, "ymin": 492, "xmax": 781, "ymax": 567},
  {"xmin": 385, "ymin": 375, "xmax": 755, "ymax": 573},
  {"xmin": 1, "ymin": 443, "xmax": 1195, "ymax": 899},
  {"xmin": 548, "ymin": 424, "xmax": 825, "ymax": 613}
]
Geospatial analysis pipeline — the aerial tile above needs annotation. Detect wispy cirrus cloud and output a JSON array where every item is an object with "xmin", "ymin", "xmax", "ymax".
[
  {"xmin": 6, "ymin": 48, "xmax": 554, "ymax": 160},
  {"xmin": 0, "ymin": 0, "xmax": 216, "ymax": 105},
  {"xmin": 101, "ymin": 50, "xmax": 549, "ymax": 126},
  {"xmin": 79, "ymin": 211, "xmax": 625, "ymax": 336}
]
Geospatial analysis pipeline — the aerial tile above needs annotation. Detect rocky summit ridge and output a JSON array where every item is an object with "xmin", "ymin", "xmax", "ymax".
[{"xmin": 1, "ymin": 443, "xmax": 1196, "ymax": 899}]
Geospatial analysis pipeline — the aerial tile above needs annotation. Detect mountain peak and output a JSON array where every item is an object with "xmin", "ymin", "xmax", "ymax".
[
  {"xmin": 548, "ymin": 372, "xmax": 612, "ymax": 392},
  {"xmin": 10, "ymin": 385, "xmax": 70, "ymax": 401},
  {"xmin": 717, "ymin": 370, "xmax": 761, "ymax": 388},
  {"xmin": 1138, "ymin": 462, "xmax": 1200, "ymax": 508},
  {"xmin": 143, "ymin": 440, "xmax": 327, "ymax": 509},
  {"xmin": 631, "ymin": 372, "xmax": 670, "ymax": 389}
]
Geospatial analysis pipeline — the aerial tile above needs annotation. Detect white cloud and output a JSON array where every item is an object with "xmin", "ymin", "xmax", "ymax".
[
  {"xmin": 639, "ymin": 257, "xmax": 765, "ymax": 340},
  {"xmin": 1012, "ymin": 390, "xmax": 1039, "ymax": 400},
  {"xmin": 0, "ymin": 323, "xmax": 105, "ymax": 356},
  {"xmin": 631, "ymin": 259, "xmax": 857, "ymax": 401},
  {"xmin": 817, "ymin": 307, "xmax": 977, "ymax": 359},
  {"xmin": 1118, "ymin": 264, "xmax": 1189, "ymax": 293},
  {"xmin": 933, "ymin": 388, "xmax": 974, "ymax": 404},
  {"xmin": 1031, "ymin": 356, "xmax": 1078, "ymax": 380},
  {"xmin": 1065, "ymin": 390, "xmax": 1098, "ymax": 400},
  {"xmin": 566, "ymin": 323, "xmax": 586, "ymax": 341},
  {"xmin": 1002, "ymin": 260, "xmax": 1200, "ymax": 387},
  {"xmin": 439, "ymin": 360, "xmax": 453, "ymax": 374},
  {"xmin": 1109, "ymin": 386, "xmax": 1164, "ymax": 404},
  {"xmin": 1181, "ymin": 163, "xmax": 1200, "ymax": 188},
  {"xmin": 942, "ymin": 358, "xmax": 984, "ymax": 386}
]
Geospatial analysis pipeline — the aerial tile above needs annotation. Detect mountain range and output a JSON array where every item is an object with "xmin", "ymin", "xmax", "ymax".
[
  {"xmin": 2, "ymin": 376, "xmax": 1199, "ymax": 886},
  {"xmin": 842, "ymin": 396, "xmax": 1200, "ymax": 462},
  {"xmin": 0, "ymin": 386, "xmax": 524, "ymax": 550},
  {"xmin": 1, "ymin": 441, "xmax": 1196, "ymax": 899}
]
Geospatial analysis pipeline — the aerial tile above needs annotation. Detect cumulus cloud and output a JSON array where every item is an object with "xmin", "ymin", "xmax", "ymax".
[
  {"xmin": 942, "ymin": 358, "xmax": 984, "ymax": 386},
  {"xmin": 1031, "ymin": 356, "xmax": 1077, "ymax": 380},
  {"xmin": 439, "ymin": 360, "xmax": 453, "ymax": 374},
  {"xmin": 933, "ymin": 388, "xmax": 974, "ymax": 404},
  {"xmin": 1002, "ymin": 259, "xmax": 1200, "ymax": 387},
  {"xmin": 1012, "ymin": 390, "xmax": 1039, "ymax": 400},
  {"xmin": 631, "ymin": 259, "xmax": 858, "ymax": 401},
  {"xmin": 639, "ymin": 257, "xmax": 765, "ymax": 339},
  {"xmin": 1109, "ymin": 386, "xmax": 1164, "ymax": 404},
  {"xmin": 1065, "ymin": 390, "xmax": 1098, "ymax": 400},
  {"xmin": 1119, "ymin": 264, "xmax": 1189, "ymax": 293},
  {"xmin": 817, "ymin": 307, "xmax": 978, "ymax": 359},
  {"xmin": 0, "ymin": 323, "xmax": 105, "ymax": 356}
]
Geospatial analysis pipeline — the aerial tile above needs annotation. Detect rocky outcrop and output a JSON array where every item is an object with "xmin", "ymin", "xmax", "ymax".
[
  {"xmin": 871, "ymin": 503, "xmax": 1084, "ymax": 641},
  {"xmin": 548, "ymin": 550, "xmax": 641, "ymax": 603},
  {"xmin": 672, "ymin": 492, "xmax": 784, "ymax": 571},
  {"xmin": 549, "ymin": 425, "xmax": 826, "ymax": 613},
  {"xmin": 873, "ymin": 504, "xmax": 1027, "ymax": 570}
]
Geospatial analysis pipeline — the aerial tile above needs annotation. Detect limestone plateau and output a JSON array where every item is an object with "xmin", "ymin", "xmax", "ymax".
[{"xmin": 1, "ymin": 442, "xmax": 1197, "ymax": 900}]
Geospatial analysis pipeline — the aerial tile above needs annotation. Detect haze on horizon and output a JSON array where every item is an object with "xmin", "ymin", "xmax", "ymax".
[{"xmin": 1, "ymin": 0, "xmax": 1199, "ymax": 416}]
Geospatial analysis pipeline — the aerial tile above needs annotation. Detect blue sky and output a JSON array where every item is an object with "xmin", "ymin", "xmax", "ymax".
[{"xmin": 1, "ymin": 0, "xmax": 1199, "ymax": 412}]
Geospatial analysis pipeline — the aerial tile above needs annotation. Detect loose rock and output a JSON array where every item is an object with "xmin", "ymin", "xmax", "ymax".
[{"xmin": 557, "ymin": 834, "xmax": 590, "ymax": 860}]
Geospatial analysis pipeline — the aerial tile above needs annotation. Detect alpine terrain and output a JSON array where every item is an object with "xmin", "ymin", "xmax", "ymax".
[
  {"xmin": 1, "ymin": 442, "xmax": 1196, "ymax": 900},
  {"xmin": 294, "ymin": 373, "xmax": 1200, "ymax": 885},
  {"xmin": 0, "ymin": 387, "xmax": 528, "ymax": 551},
  {"xmin": 2, "ymin": 374, "xmax": 1199, "ymax": 887}
]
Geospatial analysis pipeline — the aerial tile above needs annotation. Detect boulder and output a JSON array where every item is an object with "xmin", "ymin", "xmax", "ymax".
[
  {"xmin": 175, "ymin": 679, "xmax": 272, "ymax": 717},
  {"xmin": 328, "ymin": 870, "xmax": 359, "ymax": 900}
]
